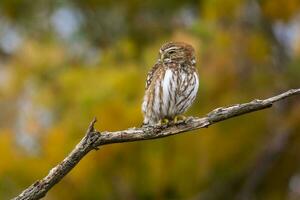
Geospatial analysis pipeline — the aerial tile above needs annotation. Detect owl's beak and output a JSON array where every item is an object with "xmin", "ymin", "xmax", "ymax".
[
  {"xmin": 191, "ymin": 58, "xmax": 196, "ymax": 64},
  {"xmin": 159, "ymin": 49, "xmax": 164, "ymax": 61}
]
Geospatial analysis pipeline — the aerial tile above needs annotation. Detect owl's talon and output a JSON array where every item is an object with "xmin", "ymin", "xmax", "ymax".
[
  {"xmin": 159, "ymin": 118, "xmax": 169, "ymax": 125},
  {"xmin": 174, "ymin": 115, "xmax": 186, "ymax": 123}
]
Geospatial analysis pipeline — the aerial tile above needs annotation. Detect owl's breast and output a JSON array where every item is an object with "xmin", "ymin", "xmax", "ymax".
[{"xmin": 160, "ymin": 68, "xmax": 199, "ymax": 117}]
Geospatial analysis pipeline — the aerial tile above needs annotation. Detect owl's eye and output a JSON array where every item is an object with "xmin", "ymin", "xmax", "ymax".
[{"xmin": 168, "ymin": 50, "xmax": 176, "ymax": 55}]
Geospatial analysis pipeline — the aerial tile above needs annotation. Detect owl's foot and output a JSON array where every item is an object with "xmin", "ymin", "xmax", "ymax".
[
  {"xmin": 173, "ymin": 115, "xmax": 186, "ymax": 124},
  {"xmin": 159, "ymin": 118, "xmax": 170, "ymax": 126}
]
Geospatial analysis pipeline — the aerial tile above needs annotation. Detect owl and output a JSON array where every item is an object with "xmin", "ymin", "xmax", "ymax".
[{"xmin": 142, "ymin": 42, "xmax": 199, "ymax": 125}]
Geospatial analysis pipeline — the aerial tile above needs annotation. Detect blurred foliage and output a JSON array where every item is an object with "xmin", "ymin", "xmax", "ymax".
[{"xmin": 0, "ymin": 0, "xmax": 300, "ymax": 199}]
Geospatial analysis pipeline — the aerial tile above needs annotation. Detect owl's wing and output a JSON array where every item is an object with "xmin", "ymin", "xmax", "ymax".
[{"xmin": 145, "ymin": 62, "xmax": 162, "ymax": 90}]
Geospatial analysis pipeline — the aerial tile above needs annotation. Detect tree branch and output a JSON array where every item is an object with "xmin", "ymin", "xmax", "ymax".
[{"xmin": 13, "ymin": 88, "xmax": 300, "ymax": 200}]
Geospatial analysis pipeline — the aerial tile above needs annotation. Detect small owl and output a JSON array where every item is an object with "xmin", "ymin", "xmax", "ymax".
[{"xmin": 142, "ymin": 42, "xmax": 199, "ymax": 125}]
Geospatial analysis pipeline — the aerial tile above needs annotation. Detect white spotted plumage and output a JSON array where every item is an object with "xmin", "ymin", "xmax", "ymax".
[{"xmin": 142, "ymin": 42, "xmax": 199, "ymax": 125}]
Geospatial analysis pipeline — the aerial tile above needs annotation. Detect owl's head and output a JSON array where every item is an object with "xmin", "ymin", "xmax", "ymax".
[{"xmin": 159, "ymin": 42, "xmax": 196, "ymax": 64}]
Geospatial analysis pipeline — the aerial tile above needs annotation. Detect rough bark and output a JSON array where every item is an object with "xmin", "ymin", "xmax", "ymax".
[{"xmin": 13, "ymin": 88, "xmax": 300, "ymax": 200}]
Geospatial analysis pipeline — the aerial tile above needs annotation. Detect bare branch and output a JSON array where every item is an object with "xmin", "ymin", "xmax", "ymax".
[{"xmin": 13, "ymin": 88, "xmax": 300, "ymax": 200}]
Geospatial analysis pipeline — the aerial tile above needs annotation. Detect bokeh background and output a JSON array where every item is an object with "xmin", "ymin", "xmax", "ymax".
[{"xmin": 0, "ymin": 0, "xmax": 300, "ymax": 199}]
